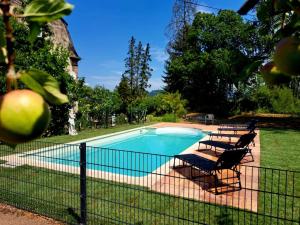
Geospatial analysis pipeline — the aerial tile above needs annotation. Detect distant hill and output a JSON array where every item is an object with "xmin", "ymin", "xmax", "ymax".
[{"xmin": 149, "ymin": 90, "xmax": 163, "ymax": 96}]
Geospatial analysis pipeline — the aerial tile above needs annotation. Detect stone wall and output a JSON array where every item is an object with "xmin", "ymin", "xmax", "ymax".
[{"xmin": 49, "ymin": 20, "xmax": 80, "ymax": 79}]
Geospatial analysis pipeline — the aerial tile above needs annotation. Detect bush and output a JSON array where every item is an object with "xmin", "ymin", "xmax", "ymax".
[
  {"xmin": 146, "ymin": 115, "xmax": 162, "ymax": 122},
  {"xmin": 116, "ymin": 113, "xmax": 128, "ymax": 125},
  {"xmin": 271, "ymin": 87, "xmax": 300, "ymax": 114},
  {"xmin": 162, "ymin": 113, "xmax": 177, "ymax": 122},
  {"xmin": 252, "ymin": 86, "xmax": 300, "ymax": 114}
]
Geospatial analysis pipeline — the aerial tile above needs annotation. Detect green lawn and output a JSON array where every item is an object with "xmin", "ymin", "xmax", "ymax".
[
  {"xmin": 38, "ymin": 123, "xmax": 155, "ymax": 143},
  {"xmin": 260, "ymin": 128, "xmax": 300, "ymax": 170},
  {"xmin": 0, "ymin": 127, "xmax": 299, "ymax": 224}
]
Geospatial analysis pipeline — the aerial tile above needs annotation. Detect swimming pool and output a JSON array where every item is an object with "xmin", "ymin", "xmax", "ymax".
[{"xmin": 23, "ymin": 127, "xmax": 206, "ymax": 177}]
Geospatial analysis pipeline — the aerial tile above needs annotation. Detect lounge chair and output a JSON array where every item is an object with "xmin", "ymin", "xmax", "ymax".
[
  {"xmin": 173, "ymin": 148, "xmax": 248, "ymax": 194},
  {"xmin": 199, "ymin": 133, "xmax": 256, "ymax": 161},
  {"xmin": 217, "ymin": 120, "xmax": 257, "ymax": 134},
  {"xmin": 209, "ymin": 126, "xmax": 256, "ymax": 145},
  {"xmin": 219, "ymin": 119, "xmax": 258, "ymax": 128}
]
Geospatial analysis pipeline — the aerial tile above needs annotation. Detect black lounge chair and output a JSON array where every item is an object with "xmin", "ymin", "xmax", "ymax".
[
  {"xmin": 199, "ymin": 133, "xmax": 256, "ymax": 161},
  {"xmin": 219, "ymin": 119, "xmax": 258, "ymax": 128},
  {"xmin": 173, "ymin": 148, "xmax": 248, "ymax": 194},
  {"xmin": 218, "ymin": 120, "xmax": 257, "ymax": 134},
  {"xmin": 209, "ymin": 126, "xmax": 256, "ymax": 145}
]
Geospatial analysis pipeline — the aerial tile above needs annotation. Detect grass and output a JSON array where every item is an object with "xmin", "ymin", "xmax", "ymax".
[
  {"xmin": 0, "ymin": 126, "xmax": 299, "ymax": 224},
  {"xmin": 260, "ymin": 128, "xmax": 300, "ymax": 170},
  {"xmin": 38, "ymin": 123, "xmax": 155, "ymax": 143}
]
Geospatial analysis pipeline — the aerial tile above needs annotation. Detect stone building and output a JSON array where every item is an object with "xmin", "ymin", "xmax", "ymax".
[
  {"xmin": 12, "ymin": 0, "xmax": 80, "ymax": 79},
  {"xmin": 50, "ymin": 19, "xmax": 80, "ymax": 79}
]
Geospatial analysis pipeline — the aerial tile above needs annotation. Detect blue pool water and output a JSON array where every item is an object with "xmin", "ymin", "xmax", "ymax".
[{"xmin": 25, "ymin": 127, "xmax": 206, "ymax": 177}]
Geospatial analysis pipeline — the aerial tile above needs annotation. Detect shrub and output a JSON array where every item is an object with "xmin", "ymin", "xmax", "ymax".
[
  {"xmin": 146, "ymin": 115, "xmax": 162, "ymax": 122},
  {"xmin": 162, "ymin": 113, "xmax": 177, "ymax": 122},
  {"xmin": 271, "ymin": 87, "xmax": 300, "ymax": 114},
  {"xmin": 252, "ymin": 86, "xmax": 300, "ymax": 114},
  {"xmin": 116, "ymin": 113, "xmax": 128, "ymax": 125}
]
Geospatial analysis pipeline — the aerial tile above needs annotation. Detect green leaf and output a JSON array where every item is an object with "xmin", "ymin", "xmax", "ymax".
[
  {"xmin": 238, "ymin": 60, "xmax": 264, "ymax": 81},
  {"xmin": 23, "ymin": 0, "xmax": 74, "ymax": 23},
  {"xmin": 19, "ymin": 69, "xmax": 69, "ymax": 105},
  {"xmin": 28, "ymin": 22, "xmax": 42, "ymax": 43}
]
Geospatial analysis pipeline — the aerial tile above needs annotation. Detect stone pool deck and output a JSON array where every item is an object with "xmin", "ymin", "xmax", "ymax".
[{"xmin": 151, "ymin": 122, "xmax": 260, "ymax": 212}]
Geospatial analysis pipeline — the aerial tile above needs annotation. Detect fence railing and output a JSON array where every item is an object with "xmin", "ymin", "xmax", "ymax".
[{"xmin": 0, "ymin": 141, "xmax": 299, "ymax": 225}]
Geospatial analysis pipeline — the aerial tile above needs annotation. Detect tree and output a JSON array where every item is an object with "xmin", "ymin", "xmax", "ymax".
[
  {"xmin": 139, "ymin": 43, "xmax": 153, "ymax": 95},
  {"xmin": 124, "ymin": 36, "xmax": 136, "ymax": 96},
  {"xmin": 116, "ymin": 75, "xmax": 131, "ymax": 113},
  {"xmin": 77, "ymin": 85, "xmax": 121, "ymax": 129},
  {"xmin": 166, "ymin": 0, "xmax": 197, "ymax": 57},
  {"xmin": 164, "ymin": 10, "xmax": 267, "ymax": 115},
  {"xmin": 117, "ymin": 37, "xmax": 152, "ymax": 122}
]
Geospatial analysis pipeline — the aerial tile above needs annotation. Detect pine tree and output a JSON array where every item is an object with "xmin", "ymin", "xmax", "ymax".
[
  {"xmin": 123, "ymin": 36, "xmax": 136, "ymax": 96},
  {"xmin": 135, "ymin": 41, "xmax": 144, "ymax": 96},
  {"xmin": 139, "ymin": 43, "xmax": 152, "ymax": 95},
  {"xmin": 166, "ymin": 0, "xmax": 197, "ymax": 56},
  {"xmin": 116, "ymin": 75, "xmax": 131, "ymax": 113},
  {"xmin": 117, "ymin": 37, "xmax": 153, "ymax": 121}
]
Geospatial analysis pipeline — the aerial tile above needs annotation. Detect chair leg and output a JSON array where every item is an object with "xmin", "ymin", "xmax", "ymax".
[
  {"xmin": 236, "ymin": 170, "xmax": 242, "ymax": 190},
  {"xmin": 214, "ymin": 173, "xmax": 219, "ymax": 195},
  {"xmin": 248, "ymin": 149, "xmax": 254, "ymax": 162}
]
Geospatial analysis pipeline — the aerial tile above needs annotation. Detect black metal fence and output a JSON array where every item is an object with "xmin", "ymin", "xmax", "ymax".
[{"xmin": 0, "ymin": 141, "xmax": 299, "ymax": 225}]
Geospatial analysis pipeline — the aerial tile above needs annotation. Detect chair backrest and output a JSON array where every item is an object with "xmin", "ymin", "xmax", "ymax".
[
  {"xmin": 234, "ymin": 133, "xmax": 257, "ymax": 148},
  {"xmin": 215, "ymin": 148, "xmax": 248, "ymax": 170},
  {"xmin": 246, "ymin": 119, "xmax": 258, "ymax": 129},
  {"xmin": 205, "ymin": 114, "xmax": 214, "ymax": 120}
]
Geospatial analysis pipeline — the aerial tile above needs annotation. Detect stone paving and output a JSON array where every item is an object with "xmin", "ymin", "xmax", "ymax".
[{"xmin": 151, "ymin": 122, "xmax": 260, "ymax": 212}]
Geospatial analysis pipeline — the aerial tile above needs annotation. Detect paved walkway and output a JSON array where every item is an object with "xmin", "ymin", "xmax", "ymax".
[
  {"xmin": 151, "ymin": 122, "xmax": 260, "ymax": 212},
  {"xmin": 0, "ymin": 204, "xmax": 62, "ymax": 225}
]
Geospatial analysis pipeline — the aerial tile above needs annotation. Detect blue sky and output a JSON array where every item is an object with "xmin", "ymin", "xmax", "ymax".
[{"xmin": 66, "ymin": 0, "xmax": 249, "ymax": 90}]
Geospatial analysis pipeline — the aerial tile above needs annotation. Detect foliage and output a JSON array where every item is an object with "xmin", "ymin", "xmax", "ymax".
[
  {"xmin": 0, "ymin": 19, "xmax": 77, "ymax": 136},
  {"xmin": 255, "ymin": 0, "xmax": 300, "ymax": 94},
  {"xmin": 116, "ymin": 113, "xmax": 127, "ymax": 125},
  {"xmin": 158, "ymin": 92, "xmax": 187, "ymax": 117},
  {"xmin": 166, "ymin": 0, "xmax": 197, "ymax": 55},
  {"xmin": 252, "ymin": 86, "xmax": 300, "ymax": 114},
  {"xmin": 162, "ymin": 113, "xmax": 177, "ymax": 122},
  {"xmin": 0, "ymin": 0, "xmax": 74, "ymax": 144},
  {"xmin": 136, "ymin": 92, "xmax": 188, "ymax": 120},
  {"xmin": 164, "ymin": 10, "xmax": 267, "ymax": 115},
  {"xmin": 117, "ymin": 36, "xmax": 153, "ymax": 122},
  {"xmin": 77, "ymin": 85, "xmax": 121, "ymax": 129}
]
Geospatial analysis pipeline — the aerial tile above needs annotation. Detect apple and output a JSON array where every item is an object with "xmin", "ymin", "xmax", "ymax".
[
  {"xmin": 274, "ymin": 37, "xmax": 300, "ymax": 76},
  {"xmin": 260, "ymin": 62, "xmax": 291, "ymax": 85},
  {"xmin": 0, "ymin": 90, "xmax": 51, "ymax": 144}
]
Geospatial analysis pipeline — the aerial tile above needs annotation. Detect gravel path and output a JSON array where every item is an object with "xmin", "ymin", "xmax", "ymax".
[{"xmin": 0, "ymin": 204, "xmax": 63, "ymax": 225}]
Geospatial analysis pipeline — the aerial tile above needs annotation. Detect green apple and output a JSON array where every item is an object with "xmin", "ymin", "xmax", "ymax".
[
  {"xmin": 260, "ymin": 62, "xmax": 291, "ymax": 85},
  {"xmin": 0, "ymin": 90, "xmax": 51, "ymax": 144},
  {"xmin": 274, "ymin": 37, "xmax": 300, "ymax": 76}
]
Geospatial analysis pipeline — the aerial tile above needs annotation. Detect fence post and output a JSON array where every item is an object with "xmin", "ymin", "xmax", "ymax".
[{"xmin": 80, "ymin": 143, "xmax": 87, "ymax": 225}]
